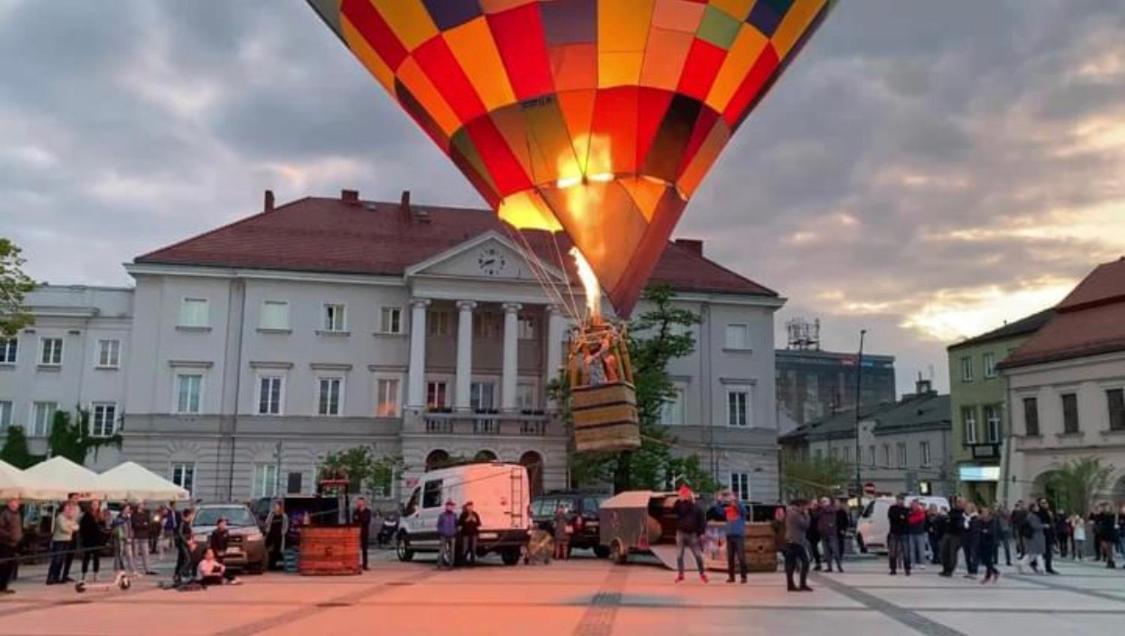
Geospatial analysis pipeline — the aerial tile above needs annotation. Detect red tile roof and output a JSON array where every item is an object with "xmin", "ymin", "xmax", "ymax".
[
  {"xmin": 1000, "ymin": 257, "xmax": 1125, "ymax": 369},
  {"xmin": 135, "ymin": 194, "xmax": 777, "ymax": 299}
]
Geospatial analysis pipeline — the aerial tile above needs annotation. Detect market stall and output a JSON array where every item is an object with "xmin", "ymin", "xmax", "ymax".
[{"xmin": 92, "ymin": 461, "xmax": 188, "ymax": 502}]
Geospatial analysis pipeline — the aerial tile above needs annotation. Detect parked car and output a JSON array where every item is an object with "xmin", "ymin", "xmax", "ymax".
[
  {"xmin": 531, "ymin": 491, "xmax": 610, "ymax": 558},
  {"xmin": 855, "ymin": 495, "xmax": 950, "ymax": 553},
  {"xmin": 396, "ymin": 462, "xmax": 530, "ymax": 566},
  {"xmin": 191, "ymin": 503, "xmax": 267, "ymax": 574}
]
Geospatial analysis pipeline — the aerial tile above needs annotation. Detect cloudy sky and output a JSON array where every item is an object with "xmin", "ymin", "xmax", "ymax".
[{"xmin": 3, "ymin": 0, "xmax": 1124, "ymax": 396}]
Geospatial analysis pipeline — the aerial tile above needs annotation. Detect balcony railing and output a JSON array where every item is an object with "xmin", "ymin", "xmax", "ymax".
[
  {"xmin": 418, "ymin": 409, "xmax": 554, "ymax": 437},
  {"xmin": 968, "ymin": 442, "xmax": 1001, "ymax": 460}
]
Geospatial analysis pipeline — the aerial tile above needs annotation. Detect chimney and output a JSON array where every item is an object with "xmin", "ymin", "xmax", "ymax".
[
  {"xmin": 915, "ymin": 372, "xmax": 933, "ymax": 396},
  {"xmin": 400, "ymin": 190, "xmax": 411, "ymax": 214},
  {"xmin": 263, "ymin": 190, "xmax": 275, "ymax": 212},
  {"xmin": 675, "ymin": 238, "xmax": 704, "ymax": 256},
  {"xmin": 341, "ymin": 189, "xmax": 360, "ymax": 205}
]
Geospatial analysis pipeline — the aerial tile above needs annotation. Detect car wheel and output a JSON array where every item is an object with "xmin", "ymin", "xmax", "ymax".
[
  {"xmin": 500, "ymin": 548, "xmax": 521, "ymax": 566},
  {"xmin": 396, "ymin": 534, "xmax": 414, "ymax": 562},
  {"xmin": 609, "ymin": 540, "xmax": 627, "ymax": 565},
  {"xmin": 593, "ymin": 545, "xmax": 611, "ymax": 559}
]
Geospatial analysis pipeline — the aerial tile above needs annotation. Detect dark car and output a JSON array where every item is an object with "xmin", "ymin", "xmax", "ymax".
[{"xmin": 531, "ymin": 492, "xmax": 610, "ymax": 558}]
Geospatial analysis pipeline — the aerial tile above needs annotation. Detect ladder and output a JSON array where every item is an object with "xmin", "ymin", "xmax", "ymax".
[{"xmin": 510, "ymin": 467, "xmax": 525, "ymax": 528}]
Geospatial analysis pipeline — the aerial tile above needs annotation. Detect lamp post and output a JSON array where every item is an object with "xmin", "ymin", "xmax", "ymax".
[{"xmin": 854, "ymin": 329, "xmax": 866, "ymax": 500}]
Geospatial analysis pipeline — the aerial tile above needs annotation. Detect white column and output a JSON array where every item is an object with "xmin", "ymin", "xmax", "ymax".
[
  {"xmin": 407, "ymin": 298, "xmax": 430, "ymax": 409},
  {"xmin": 545, "ymin": 305, "xmax": 565, "ymax": 406},
  {"xmin": 501, "ymin": 302, "xmax": 522, "ymax": 411},
  {"xmin": 454, "ymin": 300, "xmax": 476, "ymax": 411}
]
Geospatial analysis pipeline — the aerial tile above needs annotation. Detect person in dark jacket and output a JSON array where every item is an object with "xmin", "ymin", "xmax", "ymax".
[
  {"xmin": 0, "ymin": 497, "xmax": 22, "ymax": 594},
  {"xmin": 962, "ymin": 503, "xmax": 981, "ymax": 579},
  {"xmin": 887, "ymin": 494, "xmax": 911, "ymax": 576},
  {"xmin": 940, "ymin": 498, "xmax": 965, "ymax": 577},
  {"xmin": 806, "ymin": 499, "xmax": 822, "ymax": 571},
  {"xmin": 264, "ymin": 501, "xmax": 287, "ymax": 571},
  {"xmin": 436, "ymin": 500, "xmax": 458, "ymax": 570},
  {"xmin": 352, "ymin": 498, "xmax": 373, "ymax": 570},
  {"xmin": 817, "ymin": 498, "xmax": 841, "ymax": 573},
  {"xmin": 458, "ymin": 502, "xmax": 482, "ymax": 566},
  {"xmin": 1017, "ymin": 503, "xmax": 1045, "ymax": 573},
  {"xmin": 1093, "ymin": 502, "xmax": 1118, "ymax": 569},
  {"xmin": 79, "ymin": 500, "xmax": 108, "ymax": 582},
  {"xmin": 1011, "ymin": 501, "xmax": 1027, "ymax": 559},
  {"xmin": 672, "ymin": 485, "xmax": 707, "ymax": 584},
  {"xmin": 978, "ymin": 507, "xmax": 1000, "ymax": 583},
  {"xmin": 174, "ymin": 508, "xmax": 196, "ymax": 584},
  {"xmin": 782, "ymin": 500, "xmax": 813, "ymax": 592},
  {"xmin": 835, "ymin": 500, "xmax": 850, "ymax": 563},
  {"xmin": 1036, "ymin": 498, "xmax": 1059, "ymax": 574},
  {"xmin": 709, "ymin": 490, "xmax": 747, "ymax": 583},
  {"xmin": 132, "ymin": 502, "xmax": 156, "ymax": 575},
  {"xmin": 1055, "ymin": 510, "xmax": 1071, "ymax": 558},
  {"xmin": 927, "ymin": 504, "xmax": 944, "ymax": 565}
]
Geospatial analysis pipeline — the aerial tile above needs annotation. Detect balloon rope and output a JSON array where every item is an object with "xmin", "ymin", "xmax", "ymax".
[
  {"xmin": 502, "ymin": 224, "xmax": 580, "ymax": 323},
  {"xmin": 548, "ymin": 229, "xmax": 582, "ymax": 325}
]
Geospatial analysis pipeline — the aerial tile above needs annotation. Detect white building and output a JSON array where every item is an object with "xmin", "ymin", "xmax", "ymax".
[
  {"xmin": 3, "ymin": 190, "xmax": 785, "ymax": 504},
  {"xmin": 1001, "ymin": 257, "xmax": 1125, "ymax": 505}
]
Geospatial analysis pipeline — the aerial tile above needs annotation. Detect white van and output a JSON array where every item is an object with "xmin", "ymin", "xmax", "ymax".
[
  {"xmin": 855, "ymin": 496, "xmax": 950, "ymax": 553},
  {"xmin": 396, "ymin": 462, "xmax": 530, "ymax": 565}
]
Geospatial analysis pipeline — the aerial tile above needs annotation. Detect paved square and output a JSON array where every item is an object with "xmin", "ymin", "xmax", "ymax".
[{"xmin": 1, "ymin": 552, "xmax": 1122, "ymax": 635}]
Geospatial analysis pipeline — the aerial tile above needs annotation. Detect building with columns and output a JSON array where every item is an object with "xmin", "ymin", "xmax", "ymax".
[{"xmin": 3, "ymin": 190, "xmax": 785, "ymax": 504}]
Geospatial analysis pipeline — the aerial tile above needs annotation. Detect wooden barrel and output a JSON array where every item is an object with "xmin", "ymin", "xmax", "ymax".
[
  {"xmin": 298, "ymin": 526, "xmax": 362, "ymax": 576},
  {"xmin": 745, "ymin": 523, "xmax": 779, "ymax": 572},
  {"xmin": 572, "ymin": 381, "xmax": 641, "ymax": 452}
]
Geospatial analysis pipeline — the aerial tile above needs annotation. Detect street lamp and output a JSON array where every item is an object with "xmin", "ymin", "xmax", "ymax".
[{"xmin": 854, "ymin": 329, "xmax": 866, "ymax": 500}]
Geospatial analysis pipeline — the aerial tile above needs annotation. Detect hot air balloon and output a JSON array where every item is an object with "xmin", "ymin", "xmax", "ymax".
[{"xmin": 309, "ymin": 0, "xmax": 833, "ymax": 452}]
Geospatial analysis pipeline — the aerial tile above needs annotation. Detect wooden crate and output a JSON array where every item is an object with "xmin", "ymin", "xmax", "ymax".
[
  {"xmin": 572, "ymin": 382, "xmax": 640, "ymax": 453},
  {"xmin": 299, "ymin": 526, "xmax": 362, "ymax": 576},
  {"xmin": 745, "ymin": 523, "xmax": 778, "ymax": 572}
]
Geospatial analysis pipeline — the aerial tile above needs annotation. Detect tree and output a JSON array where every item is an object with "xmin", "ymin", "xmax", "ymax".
[
  {"xmin": 1042, "ymin": 457, "xmax": 1114, "ymax": 516},
  {"xmin": 0, "ymin": 425, "xmax": 34, "ymax": 468},
  {"xmin": 47, "ymin": 408, "xmax": 121, "ymax": 464},
  {"xmin": 0, "ymin": 238, "xmax": 37, "ymax": 336},
  {"xmin": 319, "ymin": 445, "xmax": 404, "ymax": 496},
  {"xmin": 780, "ymin": 454, "xmax": 852, "ymax": 501}
]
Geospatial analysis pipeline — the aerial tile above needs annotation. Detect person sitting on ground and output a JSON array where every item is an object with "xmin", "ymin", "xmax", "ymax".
[{"xmin": 197, "ymin": 548, "xmax": 240, "ymax": 586}]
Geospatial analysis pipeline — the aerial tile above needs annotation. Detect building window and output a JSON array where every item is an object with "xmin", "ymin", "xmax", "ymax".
[
  {"xmin": 428, "ymin": 310, "xmax": 451, "ymax": 336},
  {"xmin": 516, "ymin": 382, "xmax": 536, "ymax": 411},
  {"xmin": 31, "ymin": 402, "xmax": 57, "ymax": 437},
  {"xmin": 380, "ymin": 307, "xmax": 402, "ymax": 334},
  {"xmin": 175, "ymin": 374, "xmax": 202, "ymax": 414},
  {"xmin": 843, "ymin": 446, "xmax": 851, "ymax": 463},
  {"xmin": 257, "ymin": 376, "xmax": 284, "ymax": 415},
  {"xmin": 426, "ymin": 381, "xmax": 448, "ymax": 410},
  {"xmin": 376, "ymin": 378, "xmax": 400, "ymax": 417},
  {"xmin": 317, "ymin": 377, "xmax": 343, "ymax": 416},
  {"xmin": 1108, "ymin": 389, "xmax": 1125, "ymax": 432},
  {"xmin": 1061, "ymin": 393, "xmax": 1079, "ymax": 434},
  {"xmin": 1023, "ymin": 397, "xmax": 1039, "ymax": 436},
  {"xmin": 91, "ymin": 402, "xmax": 117, "ymax": 437},
  {"xmin": 831, "ymin": 447, "xmax": 839, "ymax": 460},
  {"xmin": 472, "ymin": 312, "xmax": 500, "ymax": 338},
  {"xmin": 660, "ymin": 387, "xmax": 685, "ymax": 426},
  {"xmin": 960, "ymin": 356, "xmax": 973, "ymax": 382},
  {"xmin": 896, "ymin": 443, "xmax": 907, "ymax": 468},
  {"xmin": 253, "ymin": 464, "xmax": 278, "ymax": 498},
  {"xmin": 518, "ymin": 315, "xmax": 536, "ymax": 340},
  {"xmin": 471, "ymin": 382, "xmax": 496, "ymax": 411},
  {"xmin": 40, "ymin": 337, "xmax": 63, "ymax": 366},
  {"xmin": 984, "ymin": 405, "xmax": 1001, "ymax": 443},
  {"xmin": 727, "ymin": 388, "xmax": 749, "ymax": 427},
  {"xmin": 881, "ymin": 444, "xmax": 890, "ymax": 467},
  {"xmin": 260, "ymin": 300, "xmax": 290, "ymax": 330},
  {"xmin": 983, "ymin": 352, "xmax": 997, "ymax": 378},
  {"xmin": 868, "ymin": 445, "xmax": 876, "ymax": 467},
  {"xmin": 96, "ymin": 339, "xmax": 120, "ymax": 368},
  {"xmin": 962, "ymin": 406, "xmax": 977, "ymax": 445},
  {"xmin": 920, "ymin": 441, "xmax": 932, "ymax": 467},
  {"xmin": 171, "ymin": 463, "xmax": 195, "ymax": 495},
  {"xmin": 178, "ymin": 298, "xmax": 209, "ymax": 327},
  {"xmin": 0, "ymin": 401, "xmax": 11, "ymax": 430},
  {"xmin": 724, "ymin": 324, "xmax": 749, "ymax": 350},
  {"xmin": 0, "ymin": 337, "xmax": 17, "ymax": 364},
  {"xmin": 323, "ymin": 304, "xmax": 347, "ymax": 332},
  {"xmin": 286, "ymin": 472, "xmax": 303, "ymax": 495},
  {"xmin": 730, "ymin": 473, "xmax": 750, "ymax": 501}
]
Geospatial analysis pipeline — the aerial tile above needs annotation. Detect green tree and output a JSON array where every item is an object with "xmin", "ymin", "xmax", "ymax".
[
  {"xmin": 0, "ymin": 425, "xmax": 34, "ymax": 468},
  {"xmin": 0, "ymin": 238, "xmax": 37, "ymax": 336},
  {"xmin": 47, "ymin": 408, "xmax": 122, "ymax": 464},
  {"xmin": 1042, "ymin": 457, "xmax": 1114, "ymax": 516},
  {"xmin": 780, "ymin": 454, "xmax": 852, "ymax": 501},
  {"xmin": 319, "ymin": 445, "xmax": 404, "ymax": 496}
]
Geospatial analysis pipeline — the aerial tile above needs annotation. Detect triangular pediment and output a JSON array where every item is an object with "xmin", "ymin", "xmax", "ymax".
[{"xmin": 405, "ymin": 231, "xmax": 566, "ymax": 283}]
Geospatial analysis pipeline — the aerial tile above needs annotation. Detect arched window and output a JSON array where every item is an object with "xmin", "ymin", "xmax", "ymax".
[
  {"xmin": 520, "ymin": 451, "xmax": 544, "ymax": 498},
  {"xmin": 425, "ymin": 449, "xmax": 450, "ymax": 472},
  {"xmin": 474, "ymin": 450, "xmax": 498, "ymax": 462}
]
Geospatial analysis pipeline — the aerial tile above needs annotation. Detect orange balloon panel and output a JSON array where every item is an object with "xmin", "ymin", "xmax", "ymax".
[{"xmin": 311, "ymin": 0, "xmax": 834, "ymax": 316}]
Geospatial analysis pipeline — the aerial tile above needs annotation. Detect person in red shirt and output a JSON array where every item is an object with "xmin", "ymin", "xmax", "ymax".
[{"xmin": 907, "ymin": 500, "xmax": 929, "ymax": 569}]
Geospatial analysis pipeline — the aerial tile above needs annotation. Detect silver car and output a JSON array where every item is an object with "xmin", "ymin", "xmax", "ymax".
[{"xmin": 191, "ymin": 504, "xmax": 267, "ymax": 574}]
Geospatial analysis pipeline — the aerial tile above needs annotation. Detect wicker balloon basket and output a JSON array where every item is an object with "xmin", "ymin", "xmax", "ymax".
[{"xmin": 569, "ymin": 323, "xmax": 641, "ymax": 453}]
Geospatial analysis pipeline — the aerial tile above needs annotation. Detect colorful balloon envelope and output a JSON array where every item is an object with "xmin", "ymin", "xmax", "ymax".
[{"xmin": 310, "ymin": 0, "xmax": 833, "ymax": 317}]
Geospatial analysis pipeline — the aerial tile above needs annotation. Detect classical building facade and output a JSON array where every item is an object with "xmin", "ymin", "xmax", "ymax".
[
  {"xmin": 4, "ymin": 191, "xmax": 785, "ymax": 504},
  {"xmin": 1001, "ymin": 258, "xmax": 1125, "ymax": 506},
  {"xmin": 946, "ymin": 308, "xmax": 1053, "ymax": 504}
]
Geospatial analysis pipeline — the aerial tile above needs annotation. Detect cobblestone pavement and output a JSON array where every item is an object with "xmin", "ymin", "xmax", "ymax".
[{"xmin": 1, "ymin": 551, "xmax": 1122, "ymax": 635}]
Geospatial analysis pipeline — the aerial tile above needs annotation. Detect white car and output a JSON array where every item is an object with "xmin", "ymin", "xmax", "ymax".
[{"xmin": 855, "ymin": 496, "xmax": 950, "ymax": 553}]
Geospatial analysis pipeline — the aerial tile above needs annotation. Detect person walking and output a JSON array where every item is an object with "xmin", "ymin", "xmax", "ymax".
[
  {"xmin": 132, "ymin": 502, "xmax": 156, "ymax": 575},
  {"xmin": 458, "ymin": 502, "xmax": 482, "ymax": 566},
  {"xmin": 996, "ymin": 504, "xmax": 1013, "ymax": 566},
  {"xmin": 264, "ymin": 501, "xmax": 288, "ymax": 571},
  {"xmin": 46, "ymin": 502, "xmax": 79, "ymax": 585},
  {"xmin": 887, "ymin": 494, "xmax": 911, "ymax": 576},
  {"xmin": 710, "ymin": 490, "xmax": 748, "ymax": 583},
  {"xmin": 352, "ymin": 497, "xmax": 373, "ymax": 571},
  {"xmin": 672, "ymin": 485, "xmax": 707, "ymax": 584},
  {"xmin": 907, "ymin": 500, "xmax": 928, "ymax": 569},
  {"xmin": 817, "ymin": 497, "xmax": 842, "ymax": 573},
  {"xmin": 174, "ymin": 508, "xmax": 196, "ymax": 584},
  {"xmin": 783, "ymin": 500, "xmax": 813, "ymax": 592},
  {"xmin": 1094, "ymin": 502, "xmax": 1118, "ymax": 569},
  {"xmin": 1017, "ymin": 502, "xmax": 1046, "ymax": 574},
  {"xmin": 1036, "ymin": 498, "xmax": 1059, "ymax": 574},
  {"xmin": 979, "ymin": 507, "xmax": 1000, "ymax": 584},
  {"xmin": 436, "ymin": 500, "xmax": 458, "ymax": 569},
  {"xmin": 79, "ymin": 500, "xmax": 107, "ymax": 582},
  {"xmin": 806, "ymin": 499, "xmax": 823, "ymax": 571},
  {"xmin": 0, "ymin": 496, "xmax": 21, "ymax": 595},
  {"xmin": 1071, "ymin": 514, "xmax": 1086, "ymax": 560},
  {"xmin": 940, "ymin": 498, "xmax": 965, "ymax": 577},
  {"xmin": 963, "ymin": 503, "xmax": 981, "ymax": 579}
]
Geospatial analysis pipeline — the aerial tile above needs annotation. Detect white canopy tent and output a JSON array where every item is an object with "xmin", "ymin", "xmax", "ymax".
[
  {"xmin": 92, "ymin": 461, "xmax": 189, "ymax": 502},
  {"xmin": 22, "ymin": 456, "xmax": 107, "ymax": 500},
  {"xmin": 0, "ymin": 459, "xmax": 30, "ymax": 499},
  {"xmin": 0, "ymin": 458, "xmax": 78, "ymax": 501}
]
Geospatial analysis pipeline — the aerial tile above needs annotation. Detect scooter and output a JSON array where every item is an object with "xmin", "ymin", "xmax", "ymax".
[
  {"xmin": 377, "ymin": 516, "xmax": 399, "ymax": 548},
  {"xmin": 75, "ymin": 571, "xmax": 131, "ymax": 593}
]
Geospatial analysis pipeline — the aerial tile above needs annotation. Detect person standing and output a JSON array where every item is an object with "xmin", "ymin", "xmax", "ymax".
[
  {"xmin": 928, "ymin": 504, "xmax": 945, "ymax": 565},
  {"xmin": 111, "ymin": 504, "xmax": 137, "ymax": 576},
  {"xmin": 352, "ymin": 497, "xmax": 373, "ymax": 571},
  {"xmin": 940, "ymin": 498, "xmax": 965, "ymax": 577},
  {"xmin": 962, "ymin": 503, "xmax": 981, "ymax": 579},
  {"xmin": 817, "ymin": 497, "xmax": 841, "ymax": 573},
  {"xmin": 1071, "ymin": 514, "xmax": 1086, "ymax": 560},
  {"xmin": 806, "ymin": 499, "xmax": 822, "ymax": 571},
  {"xmin": 783, "ymin": 500, "xmax": 813, "ymax": 592},
  {"xmin": 978, "ymin": 507, "xmax": 1000, "ymax": 584},
  {"xmin": 0, "ymin": 497, "xmax": 22, "ymax": 594},
  {"xmin": 835, "ymin": 499, "xmax": 850, "ymax": 561},
  {"xmin": 79, "ymin": 500, "xmax": 107, "ymax": 582},
  {"xmin": 1011, "ymin": 501, "xmax": 1027, "ymax": 560},
  {"xmin": 672, "ymin": 485, "xmax": 708, "ymax": 584},
  {"xmin": 552, "ymin": 504, "xmax": 571, "ymax": 561},
  {"xmin": 996, "ymin": 504, "xmax": 1013, "ymax": 566},
  {"xmin": 1036, "ymin": 498, "xmax": 1059, "ymax": 574},
  {"xmin": 174, "ymin": 508, "xmax": 196, "ymax": 584},
  {"xmin": 162, "ymin": 501, "xmax": 181, "ymax": 560},
  {"xmin": 1094, "ymin": 502, "xmax": 1118, "ymax": 569},
  {"xmin": 1017, "ymin": 503, "xmax": 1046, "ymax": 574},
  {"xmin": 264, "ymin": 501, "xmax": 288, "ymax": 571},
  {"xmin": 436, "ymin": 500, "xmax": 458, "ymax": 570},
  {"xmin": 46, "ymin": 502, "xmax": 79, "ymax": 585},
  {"xmin": 710, "ymin": 490, "xmax": 747, "ymax": 583},
  {"xmin": 132, "ymin": 502, "xmax": 156, "ymax": 575},
  {"xmin": 887, "ymin": 494, "xmax": 911, "ymax": 576},
  {"xmin": 1055, "ymin": 509, "xmax": 1071, "ymax": 559},
  {"xmin": 458, "ymin": 502, "xmax": 482, "ymax": 567},
  {"xmin": 907, "ymin": 500, "xmax": 928, "ymax": 569}
]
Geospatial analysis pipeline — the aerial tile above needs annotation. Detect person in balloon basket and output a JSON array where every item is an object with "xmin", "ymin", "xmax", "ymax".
[
  {"xmin": 782, "ymin": 499, "xmax": 813, "ymax": 592},
  {"xmin": 709, "ymin": 490, "xmax": 747, "ymax": 583},
  {"xmin": 437, "ymin": 501, "xmax": 458, "ymax": 570},
  {"xmin": 352, "ymin": 497, "xmax": 373, "ymax": 571},
  {"xmin": 672, "ymin": 485, "xmax": 708, "ymax": 584}
]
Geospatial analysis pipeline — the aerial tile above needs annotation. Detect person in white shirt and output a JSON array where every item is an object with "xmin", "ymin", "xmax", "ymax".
[{"xmin": 197, "ymin": 549, "xmax": 241, "ymax": 586}]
